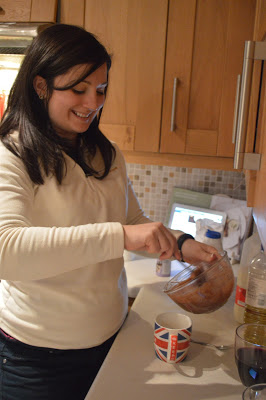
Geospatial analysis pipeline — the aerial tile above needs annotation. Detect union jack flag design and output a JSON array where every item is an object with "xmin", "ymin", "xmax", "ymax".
[{"xmin": 154, "ymin": 323, "xmax": 192, "ymax": 363}]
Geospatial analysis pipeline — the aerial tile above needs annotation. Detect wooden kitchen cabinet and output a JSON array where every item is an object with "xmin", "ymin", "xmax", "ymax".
[
  {"xmin": 81, "ymin": 0, "xmax": 256, "ymax": 170},
  {"xmin": 160, "ymin": 0, "xmax": 256, "ymax": 159},
  {"xmin": 84, "ymin": 0, "xmax": 168, "ymax": 154},
  {"xmin": 244, "ymin": 0, "xmax": 266, "ymax": 248},
  {"xmin": 0, "ymin": 0, "xmax": 57, "ymax": 22},
  {"xmin": 59, "ymin": 0, "xmax": 84, "ymax": 27}
]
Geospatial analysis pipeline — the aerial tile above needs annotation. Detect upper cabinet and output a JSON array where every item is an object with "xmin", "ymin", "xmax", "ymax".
[
  {"xmin": 80, "ymin": 0, "xmax": 256, "ymax": 170},
  {"xmin": 243, "ymin": 0, "xmax": 266, "ymax": 247},
  {"xmin": 84, "ymin": 0, "xmax": 168, "ymax": 155},
  {"xmin": 0, "ymin": 0, "xmax": 57, "ymax": 22},
  {"xmin": 59, "ymin": 0, "xmax": 84, "ymax": 27},
  {"xmin": 160, "ymin": 0, "xmax": 255, "ymax": 159}
]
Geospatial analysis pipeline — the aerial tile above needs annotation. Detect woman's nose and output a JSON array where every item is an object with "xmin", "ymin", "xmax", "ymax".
[{"xmin": 83, "ymin": 92, "xmax": 104, "ymax": 111}]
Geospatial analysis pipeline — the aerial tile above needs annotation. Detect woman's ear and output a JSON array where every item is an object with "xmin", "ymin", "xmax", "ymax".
[{"xmin": 33, "ymin": 76, "xmax": 47, "ymax": 99}]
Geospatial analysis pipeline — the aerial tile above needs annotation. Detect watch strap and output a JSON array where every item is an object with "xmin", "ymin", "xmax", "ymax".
[{"xmin": 177, "ymin": 234, "xmax": 195, "ymax": 262}]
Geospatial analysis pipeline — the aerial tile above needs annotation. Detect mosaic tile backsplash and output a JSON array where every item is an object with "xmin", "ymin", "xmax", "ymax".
[{"xmin": 126, "ymin": 163, "xmax": 246, "ymax": 223}]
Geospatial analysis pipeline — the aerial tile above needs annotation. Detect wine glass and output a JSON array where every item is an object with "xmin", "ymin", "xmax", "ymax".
[
  {"xmin": 243, "ymin": 383, "xmax": 266, "ymax": 399},
  {"xmin": 235, "ymin": 323, "xmax": 266, "ymax": 387}
]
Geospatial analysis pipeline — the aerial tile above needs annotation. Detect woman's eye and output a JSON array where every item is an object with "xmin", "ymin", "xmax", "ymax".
[
  {"xmin": 72, "ymin": 88, "xmax": 85, "ymax": 94},
  {"xmin": 97, "ymin": 90, "xmax": 105, "ymax": 95}
]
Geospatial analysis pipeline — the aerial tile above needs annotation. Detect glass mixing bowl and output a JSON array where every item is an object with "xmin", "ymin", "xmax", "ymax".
[{"xmin": 163, "ymin": 251, "xmax": 235, "ymax": 314}]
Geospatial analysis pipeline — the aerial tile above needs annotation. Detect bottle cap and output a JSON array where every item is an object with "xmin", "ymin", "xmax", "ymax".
[{"xmin": 205, "ymin": 229, "xmax": 221, "ymax": 239}]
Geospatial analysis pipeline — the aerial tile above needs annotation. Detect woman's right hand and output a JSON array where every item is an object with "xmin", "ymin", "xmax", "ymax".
[{"xmin": 122, "ymin": 222, "xmax": 180, "ymax": 260}]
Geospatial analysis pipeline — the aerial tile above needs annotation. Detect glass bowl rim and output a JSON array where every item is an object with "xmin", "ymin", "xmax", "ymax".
[{"xmin": 163, "ymin": 250, "xmax": 230, "ymax": 295}]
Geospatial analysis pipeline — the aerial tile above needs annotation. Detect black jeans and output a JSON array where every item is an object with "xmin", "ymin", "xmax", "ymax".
[{"xmin": 0, "ymin": 329, "xmax": 117, "ymax": 400}]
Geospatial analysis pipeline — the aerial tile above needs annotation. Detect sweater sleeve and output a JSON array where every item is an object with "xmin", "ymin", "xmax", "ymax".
[{"xmin": 0, "ymin": 144, "xmax": 124, "ymax": 281}]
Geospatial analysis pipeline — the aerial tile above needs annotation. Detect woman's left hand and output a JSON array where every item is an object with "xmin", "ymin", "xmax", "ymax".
[{"xmin": 180, "ymin": 239, "xmax": 220, "ymax": 265}]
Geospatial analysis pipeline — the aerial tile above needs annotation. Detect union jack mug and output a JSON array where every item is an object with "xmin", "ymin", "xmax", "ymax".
[{"xmin": 154, "ymin": 312, "xmax": 192, "ymax": 363}]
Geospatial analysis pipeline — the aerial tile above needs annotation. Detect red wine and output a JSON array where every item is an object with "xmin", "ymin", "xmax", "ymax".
[{"xmin": 235, "ymin": 347, "xmax": 266, "ymax": 386}]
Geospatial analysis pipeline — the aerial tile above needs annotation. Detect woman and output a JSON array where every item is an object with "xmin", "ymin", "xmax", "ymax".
[{"xmin": 0, "ymin": 24, "xmax": 217, "ymax": 399}]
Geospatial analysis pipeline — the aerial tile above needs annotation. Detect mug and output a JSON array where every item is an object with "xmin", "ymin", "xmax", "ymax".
[{"xmin": 154, "ymin": 312, "xmax": 192, "ymax": 363}]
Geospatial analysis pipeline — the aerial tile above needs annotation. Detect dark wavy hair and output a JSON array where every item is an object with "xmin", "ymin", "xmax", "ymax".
[{"xmin": 0, "ymin": 23, "xmax": 115, "ymax": 184}]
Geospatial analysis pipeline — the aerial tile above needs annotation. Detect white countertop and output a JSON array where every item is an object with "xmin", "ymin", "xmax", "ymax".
[
  {"xmin": 85, "ymin": 275, "xmax": 245, "ymax": 400},
  {"xmin": 124, "ymin": 258, "xmax": 185, "ymax": 298}
]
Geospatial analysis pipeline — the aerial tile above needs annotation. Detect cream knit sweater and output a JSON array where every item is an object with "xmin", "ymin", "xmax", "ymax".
[{"xmin": 0, "ymin": 136, "xmax": 151, "ymax": 349}]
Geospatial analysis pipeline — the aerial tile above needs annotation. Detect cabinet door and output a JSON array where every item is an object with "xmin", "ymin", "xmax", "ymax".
[
  {"xmin": 252, "ymin": 63, "xmax": 266, "ymax": 249},
  {"xmin": 0, "ymin": 0, "xmax": 31, "ymax": 21},
  {"xmin": 84, "ymin": 0, "xmax": 168, "ymax": 152},
  {"xmin": 0, "ymin": 0, "xmax": 57, "ymax": 22},
  {"xmin": 160, "ymin": 0, "xmax": 256, "ymax": 157},
  {"xmin": 59, "ymin": 0, "xmax": 84, "ymax": 26},
  {"xmin": 30, "ymin": 0, "xmax": 57, "ymax": 22},
  {"xmin": 244, "ymin": 0, "xmax": 266, "ymax": 248}
]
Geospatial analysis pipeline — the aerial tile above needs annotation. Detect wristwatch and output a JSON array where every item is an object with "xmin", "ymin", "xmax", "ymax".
[{"xmin": 177, "ymin": 233, "xmax": 195, "ymax": 262}]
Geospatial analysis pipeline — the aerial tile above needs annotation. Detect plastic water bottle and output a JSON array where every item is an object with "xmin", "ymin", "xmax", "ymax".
[
  {"xmin": 203, "ymin": 229, "xmax": 223, "ymax": 253},
  {"xmin": 244, "ymin": 246, "xmax": 266, "ymax": 325}
]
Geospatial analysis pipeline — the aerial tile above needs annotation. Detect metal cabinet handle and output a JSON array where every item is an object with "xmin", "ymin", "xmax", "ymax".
[
  {"xmin": 232, "ymin": 74, "xmax": 241, "ymax": 144},
  {"xmin": 234, "ymin": 41, "xmax": 255, "ymax": 169},
  {"xmin": 170, "ymin": 77, "xmax": 178, "ymax": 132}
]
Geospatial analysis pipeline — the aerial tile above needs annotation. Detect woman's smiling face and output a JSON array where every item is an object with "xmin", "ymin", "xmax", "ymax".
[{"xmin": 35, "ymin": 63, "xmax": 108, "ymax": 143}]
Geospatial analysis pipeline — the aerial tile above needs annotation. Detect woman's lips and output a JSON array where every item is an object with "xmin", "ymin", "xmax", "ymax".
[{"xmin": 73, "ymin": 110, "xmax": 92, "ymax": 119}]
